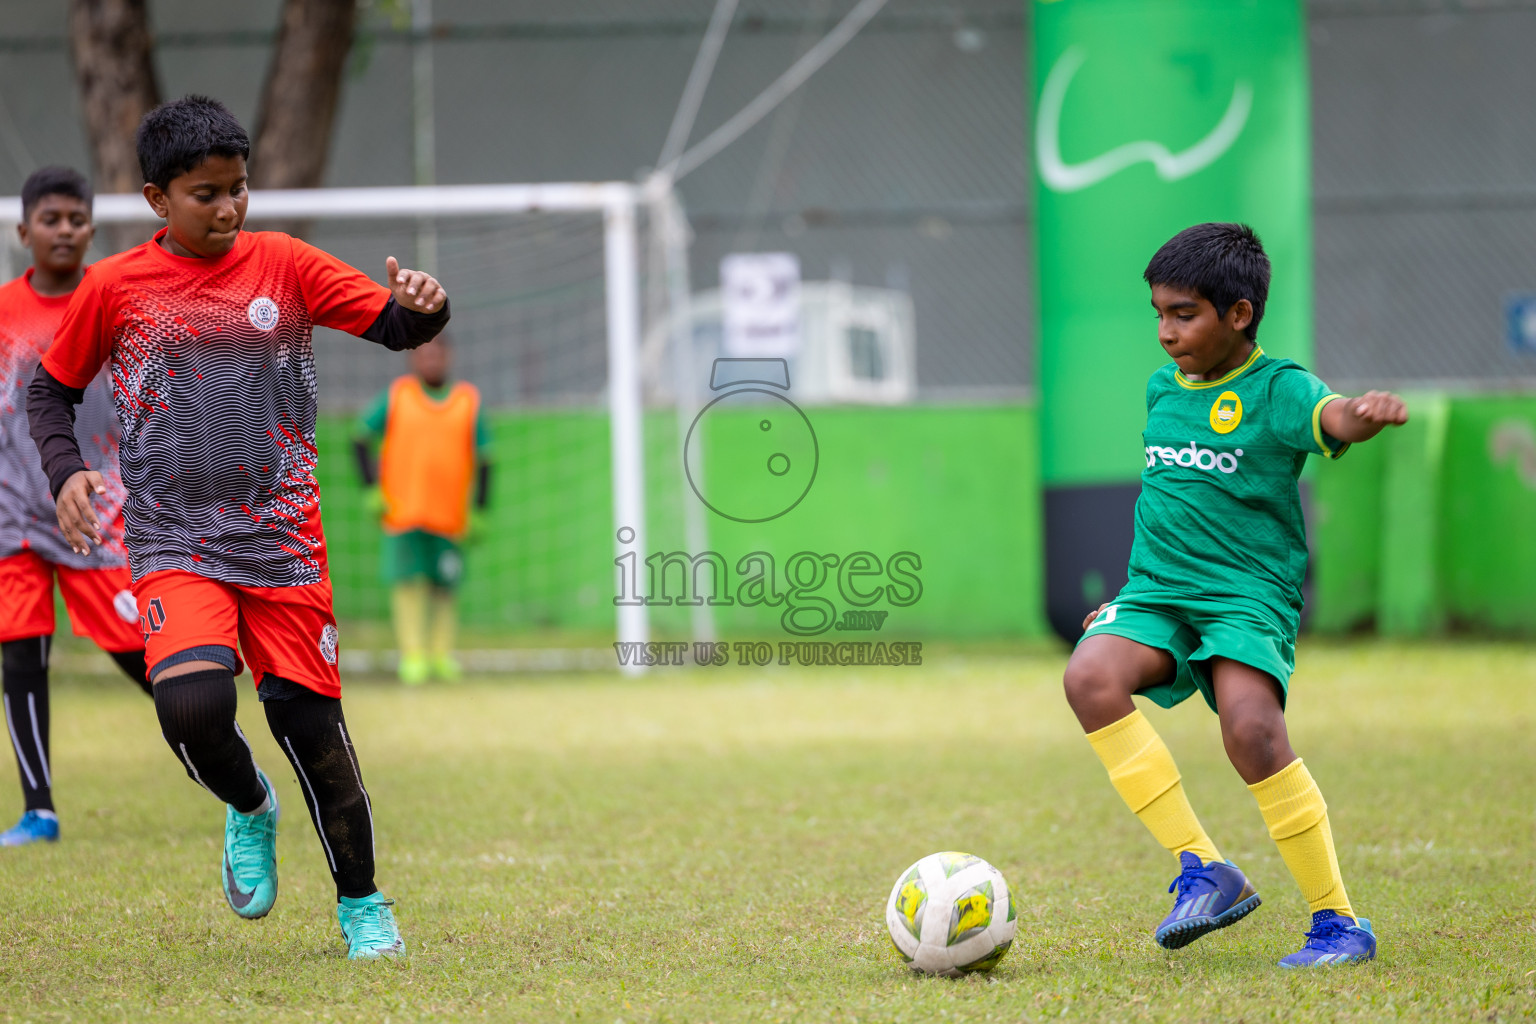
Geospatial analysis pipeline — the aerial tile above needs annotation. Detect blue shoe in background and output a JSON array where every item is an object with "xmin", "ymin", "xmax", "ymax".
[
  {"xmin": 1154, "ymin": 850, "xmax": 1262, "ymax": 949},
  {"xmin": 1278, "ymin": 910, "xmax": 1377, "ymax": 967},
  {"xmin": 0, "ymin": 810, "xmax": 59, "ymax": 847}
]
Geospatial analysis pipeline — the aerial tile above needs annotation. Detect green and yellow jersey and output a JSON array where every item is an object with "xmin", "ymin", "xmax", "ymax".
[{"xmin": 1122, "ymin": 346, "xmax": 1347, "ymax": 633}]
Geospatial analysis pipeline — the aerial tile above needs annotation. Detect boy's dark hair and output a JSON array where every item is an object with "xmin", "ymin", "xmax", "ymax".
[
  {"xmin": 136, "ymin": 95, "xmax": 250, "ymax": 190},
  {"xmin": 21, "ymin": 166, "xmax": 93, "ymax": 220},
  {"xmin": 1144, "ymin": 223, "xmax": 1270, "ymax": 341}
]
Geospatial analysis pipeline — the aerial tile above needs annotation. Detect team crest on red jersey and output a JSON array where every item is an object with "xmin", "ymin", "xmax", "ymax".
[
  {"xmin": 247, "ymin": 296, "xmax": 280, "ymax": 331},
  {"xmin": 319, "ymin": 623, "xmax": 339, "ymax": 665}
]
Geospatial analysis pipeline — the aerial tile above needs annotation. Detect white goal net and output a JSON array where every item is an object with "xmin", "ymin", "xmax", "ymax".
[{"xmin": 1, "ymin": 184, "xmax": 680, "ymax": 671}]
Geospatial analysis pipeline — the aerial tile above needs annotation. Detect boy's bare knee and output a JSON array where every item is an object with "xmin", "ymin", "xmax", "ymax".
[
  {"xmin": 1062, "ymin": 650, "xmax": 1107, "ymax": 706},
  {"xmin": 1063, "ymin": 647, "xmax": 1133, "ymax": 714},
  {"xmin": 1220, "ymin": 705, "xmax": 1294, "ymax": 778},
  {"xmin": 1223, "ymin": 711, "xmax": 1273, "ymax": 752}
]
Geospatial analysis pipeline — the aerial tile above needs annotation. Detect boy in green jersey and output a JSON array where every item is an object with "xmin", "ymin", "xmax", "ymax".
[{"xmin": 1063, "ymin": 223, "xmax": 1407, "ymax": 968}]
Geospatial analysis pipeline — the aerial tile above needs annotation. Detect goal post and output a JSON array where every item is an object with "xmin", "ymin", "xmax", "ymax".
[{"xmin": 0, "ymin": 183, "xmax": 653, "ymax": 672}]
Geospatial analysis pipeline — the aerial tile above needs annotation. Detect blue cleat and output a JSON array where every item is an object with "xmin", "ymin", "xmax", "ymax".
[
  {"xmin": 0, "ymin": 810, "xmax": 59, "ymax": 847},
  {"xmin": 1278, "ymin": 910, "xmax": 1377, "ymax": 967},
  {"xmin": 1155, "ymin": 850, "xmax": 1262, "ymax": 949},
  {"xmin": 222, "ymin": 769, "xmax": 279, "ymax": 919},
  {"xmin": 338, "ymin": 892, "xmax": 406, "ymax": 959}
]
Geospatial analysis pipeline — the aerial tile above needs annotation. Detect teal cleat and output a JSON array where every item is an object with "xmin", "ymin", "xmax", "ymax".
[
  {"xmin": 222, "ymin": 769, "xmax": 279, "ymax": 919},
  {"xmin": 338, "ymin": 892, "xmax": 406, "ymax": 959},
  {"xmin": 1, "ymin": 810, "xmax": 59, "ymax": 847}
]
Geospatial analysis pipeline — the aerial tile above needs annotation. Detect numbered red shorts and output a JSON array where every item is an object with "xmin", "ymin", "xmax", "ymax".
[
  {"xmin": 0, "ymin": 550, "xmax": 143, "ymax": 651},
  {"xmin": 134, "ymin": 570, "xmax": 342, "ymax": 697}
]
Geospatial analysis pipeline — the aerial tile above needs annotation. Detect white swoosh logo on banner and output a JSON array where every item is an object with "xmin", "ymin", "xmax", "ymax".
[{"xmin": 1036, "ymin": 46, "xmax": 1253, "ymax": 193}]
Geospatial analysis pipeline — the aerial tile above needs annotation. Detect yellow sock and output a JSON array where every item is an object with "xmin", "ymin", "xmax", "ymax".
[
  {"xmin": 1249, "ymin": 759, "xmax": 1355, "ymax": 918},
  {"xmin": 391, "ymin": 581, "xmax": 429, "ymax": 660},
  {"xmin": 1087, "ymin": 710, "xmax": 1222, "ymax": 864},
  {"xmin": 428, "ymin": 588, "xmax": 458, "ymax": 661}
]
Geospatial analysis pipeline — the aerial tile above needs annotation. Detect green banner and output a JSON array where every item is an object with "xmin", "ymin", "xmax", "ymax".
[
  {"xmin": 1034, "ymin": 0, "xmax": 1311, "ymax": 485},
  {"xmin": 1031, "ymin": 0, "xmax": 1311, "ymax": 638}
]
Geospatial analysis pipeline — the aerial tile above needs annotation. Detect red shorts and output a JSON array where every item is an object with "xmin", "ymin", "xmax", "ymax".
[
  {"xmin": 0, "ymin": 550, "xmax": 143, "ymax": 651},
  {"xmin": 134, "ymin": 570, "xmax": 342, "ymax": 697}
]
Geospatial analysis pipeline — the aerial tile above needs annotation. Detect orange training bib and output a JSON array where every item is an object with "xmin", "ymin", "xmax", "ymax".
[{"xmin": 379, "ymin": 376, "xmax": 480, "ymax": 538}]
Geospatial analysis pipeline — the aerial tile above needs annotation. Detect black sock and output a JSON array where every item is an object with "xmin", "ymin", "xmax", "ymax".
[
  {"xmin": 260, "ymin": 676, "xmax": 378, "ymax": 900},
  {"xmin": 109, "ymin": 650, "xmax": 152, "ymax": 697},
  {"xmin": 152, "ymin": 669, "xmax": 267, "ymax": 813},
  {"xmin": 2, "ymin": 637, "xmax": 53, "ymax": 814}
]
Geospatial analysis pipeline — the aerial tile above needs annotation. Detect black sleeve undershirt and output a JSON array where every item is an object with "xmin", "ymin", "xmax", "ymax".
[
  {"xmin": 361, "ymin": 297, "xmax": 451, "ymax": 351},
  {"xmin": 27, "ymin": 366, "xmax": 88, "ymax": 500}
]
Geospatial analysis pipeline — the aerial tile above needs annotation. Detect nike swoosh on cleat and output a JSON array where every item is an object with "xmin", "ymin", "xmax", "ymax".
[{"xmin": 224, "ymin": 859, "xmax": 255, "ymax": 909}]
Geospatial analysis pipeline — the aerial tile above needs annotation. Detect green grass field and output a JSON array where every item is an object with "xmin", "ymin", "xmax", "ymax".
[{"xmin": 2, "ymin": 641, "xmax": 1533, "ymax": 1022}]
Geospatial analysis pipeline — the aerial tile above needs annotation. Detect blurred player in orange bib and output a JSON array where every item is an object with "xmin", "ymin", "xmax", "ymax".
[
  {"xmin": 1, "ymin": 167, "xmax": 150, "ymax": 849},
  {"xmin": 354, "ymin": 335, "xmax": 491, "ymax": 685},
  {"xmin": 27, "ymin": 97, "xmax": 449, "ymax": 958}
]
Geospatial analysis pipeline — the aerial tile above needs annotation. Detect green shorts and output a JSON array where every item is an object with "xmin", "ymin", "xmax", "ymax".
[
  {"xmin": 1077, "ymin": 590, "xmax": 1296, "ymax": 713},
  {"xmin": 382, "ymin": 530, "xmax": 464, "ymax": 589}
]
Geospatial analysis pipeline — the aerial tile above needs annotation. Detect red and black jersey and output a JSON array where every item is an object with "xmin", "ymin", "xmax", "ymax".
[
  {"xmin": 0, "ymin": 269, "xmax": 126, "ymax": 568},
  {"xmin": 43, "ymin": 229, "xmax": 390, "ymax": 588}
]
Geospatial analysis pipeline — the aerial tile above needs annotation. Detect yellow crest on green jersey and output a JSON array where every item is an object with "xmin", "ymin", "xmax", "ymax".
[{"xmin": 1209, "ymin": 391, "xmax": 1243, "ymax": 434}]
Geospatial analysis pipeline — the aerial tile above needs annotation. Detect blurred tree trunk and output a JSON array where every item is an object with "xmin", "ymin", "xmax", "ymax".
[
  {"xmin": 67, "ymin": 0, "xmax": 358, "ymax": 243},
  {"xmin": 67, "ymin": 0, "xmax": 161, "ymax": 194},
  {"xmin": 250, "ymin": 0, "xmax": 359, "ymax": 190}
]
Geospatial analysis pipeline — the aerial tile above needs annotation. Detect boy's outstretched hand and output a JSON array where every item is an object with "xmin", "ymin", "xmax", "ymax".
[
  {"xmin": 386, "ymin": 256, "xmax": 446, "ymax": 313},
  {"xmin": 1349, "ymin": 390, "xmax": 1409, "ymax": 426},
  {"xmin": 1320, "ymin": 389, "xmax": 1409, "ymax": 444},
  {"xmin": 57, "ymin": 469, "xmax": 107, "ymax": 556}
]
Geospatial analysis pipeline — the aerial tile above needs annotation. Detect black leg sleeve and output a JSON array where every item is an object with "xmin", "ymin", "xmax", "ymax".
[
  {"xmin": 152, "ymin": 669, "xmax": 267, "ymax": 813},
  {"xmin": 3, "ymin": 638, "xmax": 53, "ymax": 813},
  {"xmin": 261, "ymin": 678, "xmax": 378, "ymax": 900},
  {"xmin": 109, "ymin": 650, "xmax": 153, "ymax": 697}
]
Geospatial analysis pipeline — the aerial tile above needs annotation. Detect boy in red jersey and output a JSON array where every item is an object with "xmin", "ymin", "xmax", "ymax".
[
  {"xmin": 1, "ymin": 167, "xmax": 150, "ymax": 848},
  {"xmin": 27, "ymin": 97, "xmax": 448, "ymax": 959}
]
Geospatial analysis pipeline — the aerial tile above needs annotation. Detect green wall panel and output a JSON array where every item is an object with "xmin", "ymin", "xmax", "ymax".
[
  {"xmin": 1309, "ymin": 439, "xmax": 1385, "ymax": 634},
  {"xmin": 317, "ymin": 405, "xmax": 1045, "ymax": 640},
  {"xmin": 1310, "ymin": 394, "xmax": 1536, "ymax": 637},
  {"xmin": 1440, "ymin": 398, "xmax": 1536, "ymax": 632},
  {"xmin": 1377, "ymin": 396, "xmax": 1449, "ymax": 636},
  {"xmin": 690, "ymin": 405, "xmax": 1043, "ymax": 639}
]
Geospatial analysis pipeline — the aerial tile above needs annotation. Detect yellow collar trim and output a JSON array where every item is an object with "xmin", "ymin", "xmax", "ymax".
[{"xmin": 1174, "ymin": 345, "xmax": 1264, "ymax": 390}]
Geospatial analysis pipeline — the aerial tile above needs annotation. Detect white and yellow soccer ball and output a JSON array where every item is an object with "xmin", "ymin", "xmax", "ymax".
[{"xmin": 885, "ymin": 851, "xmax": 1016, "ymax": 977}]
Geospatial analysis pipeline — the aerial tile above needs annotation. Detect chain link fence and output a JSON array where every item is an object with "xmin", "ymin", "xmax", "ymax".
[{"xmin": 1310, "ymin": 0, "xmax": 1536, "ymax": 388}]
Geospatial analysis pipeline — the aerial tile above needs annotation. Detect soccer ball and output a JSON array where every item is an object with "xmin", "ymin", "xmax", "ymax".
[{"xmin": 885, "ymin": 851, "xmax": 1016, "ymax": 977}]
